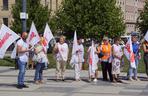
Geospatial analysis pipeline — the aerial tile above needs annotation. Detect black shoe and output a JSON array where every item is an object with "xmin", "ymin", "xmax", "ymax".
[
  {"xmin": 22, "ymin": 84, "xmax": 29, "ymax": 88},
  {"xmin": 103, "ymin": 78, "xmax": 109, "ymax": 81},
  {"xmin": 17, "ymin": 85, "xmax": 23, "ymax": 89}
]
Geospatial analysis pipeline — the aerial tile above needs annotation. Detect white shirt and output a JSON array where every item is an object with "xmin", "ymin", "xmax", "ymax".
[
  {"xmin": 75, "ymin": 44, "xmax": 84, "ymax": 63},
  {"xmin": 55, "ymin": 42, "xmax": 69, "ymax": 61},
  {"xmin": 17, "ymin": 39, "xmax": 29, "ymax": 62},
  {"xmin": 112, "ymin": 44, "xmax": 123, "ymax": 59}
]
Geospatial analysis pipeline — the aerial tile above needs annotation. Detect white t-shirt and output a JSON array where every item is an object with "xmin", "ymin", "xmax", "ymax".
[
  {"xmin": 55, "ymin": 42, "xmax": 69, "ymax": 61},
  {"xmin": 17, "ymin": 39, "xmax": 29, "ymax": 62}
]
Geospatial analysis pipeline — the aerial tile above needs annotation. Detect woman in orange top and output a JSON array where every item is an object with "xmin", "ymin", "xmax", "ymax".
[{"xmin": 100, "ymin": 37, "xmax": 113, "ymax": 82}]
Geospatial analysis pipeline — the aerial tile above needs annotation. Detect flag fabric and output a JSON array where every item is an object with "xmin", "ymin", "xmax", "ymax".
[
  {"xmin": 11, "ymin": 43, "xmax": 17, "ymax": 59},
  {"xmin": 89, "ymin": 41, "xmax": 96, "ymax": 72},
  {"xmin": 124, "ymin": 36, "xmax": 136, "ymax": 68},
  {"xmin": 27, "ymin": 22, "xmax": 40, "ymax": 46},
  {"xmin": 0, "ymin": 24, "xmax": 20, "ymax": 58},
  {"xmin": 43, "ymin": 23, "xmax": 54, "ymax": 48},
  {"xmin": 144, "ymin": 31, "xmax": 148, "ymax": 41},
  {"xmin": 70, "ymin": 31, "xmax": 78, "ymax": 66}
]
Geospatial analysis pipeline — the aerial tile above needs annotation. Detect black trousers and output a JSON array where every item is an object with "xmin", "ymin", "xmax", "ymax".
[
  {"xmin": 101, "ymin": 61, "xmax": 113, "ymax": 81},
  {"xmin": 144, "ymin": 54, "xmax": 148, "ymax": 76}
]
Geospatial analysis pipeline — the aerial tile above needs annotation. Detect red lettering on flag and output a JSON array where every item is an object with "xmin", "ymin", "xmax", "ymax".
[
  {"xmin": 130, "ymin": 53, "xmax": 135, "ymax": 63},
  {"xmin": 0, "ymin": 32, "xmax": 12, "ymax": 48},
  {"xmin": 29, "ymin": 32, "xmax": 36, "ymax": 42},
  {"xmin": 89, "ymin": 56, "xmax": 92, "ymax": 65},
  {"xmin": 125, "ymin": 43, "xmax": 131, "ymax": 53},
  {"xmin": 42, "ymin": 37, "xmax": 48, "ymax": 46}
]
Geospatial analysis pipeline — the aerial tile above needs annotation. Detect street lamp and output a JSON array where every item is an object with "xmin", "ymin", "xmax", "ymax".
[{"xmin": 20, "ymin": 0, "xmax": 27, "ymax": 33}]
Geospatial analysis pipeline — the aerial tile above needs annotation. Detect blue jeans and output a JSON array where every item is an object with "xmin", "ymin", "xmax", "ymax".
[
  {"xmin": 128, "ymin": 57, "xmax": 139, "ymax": 78},
  {"xmin": 17, "ymin": 59, "xmax": 27, "ymax": 85},
  {"xmin": 34, "ymin": 62, "xmax": 45, "ymax": 81}
]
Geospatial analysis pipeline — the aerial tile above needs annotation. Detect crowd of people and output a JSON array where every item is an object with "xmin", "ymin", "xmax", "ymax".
[{"xmin": 15, "ymin": 31, "xmax": 148, "ymax": 89}]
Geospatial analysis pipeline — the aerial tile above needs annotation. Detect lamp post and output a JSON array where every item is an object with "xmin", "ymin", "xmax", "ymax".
[{"xmin": 21, "ymin": 0, "xmax": 27, "ymax": 32}]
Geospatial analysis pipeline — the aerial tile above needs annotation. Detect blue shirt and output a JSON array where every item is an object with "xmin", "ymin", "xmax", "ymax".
[{"xmin": 132, "ymin": 42, "xmax": 139, "ymax": 55}]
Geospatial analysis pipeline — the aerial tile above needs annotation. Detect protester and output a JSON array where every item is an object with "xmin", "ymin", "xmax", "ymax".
[
  {"xmin": 143, "ymin": 40, "xmax": 148, "ymax": 77},
  {"xmin": 53, "ymin": 36, "xmax": 69, "ymax": 81},
  {"xmin": 128, "ymin": 32, "xmax": 140, "ymax": 81},
  {"xmin": 40, "ymin": 34, "xmax": 49, "ymax": 69},
  {"xmin": 74, "ymin": 37, "xmax": 84, "ymax": 81},
  {"xmin": 112, "ymin": 37, "xmax": 123, "ymax": 82},
  {"xmin": 34, "ymin": 39, "xmax": 48, "ymax": 84},
  {"xmin": 17, "ymin": 32, "xmax": 30, "ymax": 89},
  {"xmin": 87, "ymin": 41, "xmax": 99, "ymax": 82},
  {"xmin": 100, "ymin": 37, "xmax": 113, "ymax": 82}
]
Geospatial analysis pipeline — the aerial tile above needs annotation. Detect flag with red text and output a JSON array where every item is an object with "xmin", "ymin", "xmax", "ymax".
[
  {"xmin": 0, "ymin": 24, "xmax": 20, "ymax": 58},
  {"xmin": 124, "ymin": 36, "xmax": 136, "ymax": 68},
  {"xmin": 27, "ymin": 22, "xmax": 40, "ymax": 46}
]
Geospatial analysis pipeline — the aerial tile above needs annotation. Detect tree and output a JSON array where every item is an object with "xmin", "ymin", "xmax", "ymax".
[
  {"xmin": 50, "ymin": 0, "xmax": 125, "ymax": 39},
  {"xmin": 137, "ymin": 1, "xmax": 148, "ymax": 36},
  {"xmin": 11, "ymin": 0, "xmax": 51, "ymax": 33}
]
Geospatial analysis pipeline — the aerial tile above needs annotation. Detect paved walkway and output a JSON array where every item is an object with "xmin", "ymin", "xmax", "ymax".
[{"xmin": 0, "ymin": 67, "xmax": 147, "ymax": 96}]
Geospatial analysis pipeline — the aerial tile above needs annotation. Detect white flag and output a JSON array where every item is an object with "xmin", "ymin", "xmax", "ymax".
[
  {"xmin": 70, "ymin": 31, "xmax": 78, "ymax": 66},
  {"xmin": 89, "ymin": 41, "xmax": 96, "ymax": 72},
  {"xmin": 27, "ymin": 22, "xmax": 40, "ymax": 46},
  {"xmin": 11, "ymin": 43, "xmax": 17, "ymax": 59},
  {"xmin": 0, "ymin": 24, "xmax": 20, "ymax": 58},
  {"xmin": 144, "ymin": 31, "xmax": 148, "ymax": 41},
  {"xmin": 43, "ymin": 23, "xmax": 54, "ymax": 48},
  {"xmin": 124, "ymin": 36, "xmax": 136, "ymax": 68}
]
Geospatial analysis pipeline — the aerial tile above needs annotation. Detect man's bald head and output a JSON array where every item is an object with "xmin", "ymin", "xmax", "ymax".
[{"xmin": 22, "ymin": 32, "xmax": 28, "ymax": 40}]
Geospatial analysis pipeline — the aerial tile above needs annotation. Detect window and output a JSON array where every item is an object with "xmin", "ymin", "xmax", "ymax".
[
  {"xmin": 3, "ymin": 18, "xmax": 8, "ymax": 26},
  {"xmin": 3, "ymin": 0, "xmax": 8, "ymax": 10}
]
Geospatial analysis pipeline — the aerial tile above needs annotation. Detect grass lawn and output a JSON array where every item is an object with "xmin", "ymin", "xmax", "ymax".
[{"xmin": 0, "ymin": 51, "xmax": 146, "ymax": 73}]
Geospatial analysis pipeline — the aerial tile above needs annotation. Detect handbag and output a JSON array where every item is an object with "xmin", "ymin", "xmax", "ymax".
[
  {"xmin": 98, "ymin": 52, "xmax": 104, "ymax": 58},
  {"xmin": 96, "ymin": 47, "xmax": 104, "ymax": 58}
]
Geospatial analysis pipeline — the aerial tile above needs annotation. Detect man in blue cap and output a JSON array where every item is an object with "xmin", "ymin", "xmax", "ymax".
[{"xmin": 128, "ymin": 32, "xmax": 141, "ymax": 81}]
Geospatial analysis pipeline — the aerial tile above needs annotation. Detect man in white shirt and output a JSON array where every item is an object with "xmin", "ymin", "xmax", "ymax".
[
  {"xmin": 17, "ymin": 32, "xmax": 30, "ymax": 89},
  {"xmin": 53, "ymin": 36, "xmax": 69, "ymax": 81}
]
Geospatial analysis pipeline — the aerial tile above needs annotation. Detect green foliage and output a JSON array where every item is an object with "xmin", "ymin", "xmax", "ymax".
[
  {"xmin": 137, "ymin": 1, "xmax": 148, "ymax": 35},
  {"xmin": 11, "ymin": 0, "xmax": 51, "ymax": 33},
  {"xmin": 50, "ymin": 0, "xmax": 125, "ymax": 39}
]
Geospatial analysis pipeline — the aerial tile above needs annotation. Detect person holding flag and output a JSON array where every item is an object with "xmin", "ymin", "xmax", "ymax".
[
  {"xmin": 70, "ymin": 31, "xmax": 84, "ymax": 81},
  {"xmin": 53, "ymin": 35, "xmax": 69, "ymax": 81},
  {"xmin": 17, "ymin": 32, "xmax": 30, "ymax": 89},
  {"xmin": 125, "ymin": 32, "xmax": 140, "ymax": 81},
  {"xmin": 33, "ymin": 38, "xmax": 48, "ymax": 84},
  {"xmin": 87, "ymin": 41, "xmax": 99, "ymax": 82},
  {"xmin": 143, "ymin": 31, "xmax": 148, "ymax": 78}
]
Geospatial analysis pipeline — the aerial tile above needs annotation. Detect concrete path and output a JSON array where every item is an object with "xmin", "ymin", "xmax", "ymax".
[{"xmin": 0, "ymin": 67, "xmax": 147, "ymax": 96}]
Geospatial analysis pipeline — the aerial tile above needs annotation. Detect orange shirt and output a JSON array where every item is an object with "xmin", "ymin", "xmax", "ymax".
[{"xmin": 101, "ymin": 43, "xmax": 112, "ymax": 60}]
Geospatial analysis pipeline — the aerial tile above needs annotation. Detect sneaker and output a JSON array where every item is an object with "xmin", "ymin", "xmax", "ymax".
[
  {"xmin": 128, "ymin": 77, "xmax": 134, "ymax": 81},
  {"xmin": 22, "ymin": 84, "xmax": 29, "ymax": 88},
  {"xmin": 134, "ymin": 77, "xmax": 140, "ymax": 81},
  {"xmin": 35, "ymin": 81, "xmax": 40, "ymax": 84},
  {"xmin": 17, "ymin": 85, "xmax": 23, "ymax": 89},
  {"xmin": 93, "ymin": 78, "xmax": 98, "ymax": 82}
]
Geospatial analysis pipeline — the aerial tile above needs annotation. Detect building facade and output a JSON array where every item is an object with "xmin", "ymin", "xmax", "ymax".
[
  {"xmin": 0, "ymin": 0, "xmax": 15, "ymax": 26},
  {"xmin": 0, "ymin": 0, "xmax": 146, "ymax": 34},
  {"xmin": 116, "ymin": 0, "xmax": 145, "ymax": 34},
  {"xmin": 0, "ymin": 0, "xmax": 62, "ymax": 27}
]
